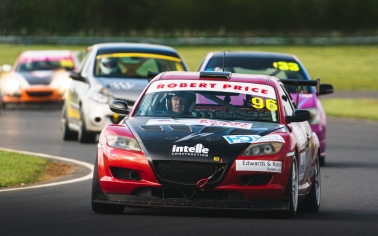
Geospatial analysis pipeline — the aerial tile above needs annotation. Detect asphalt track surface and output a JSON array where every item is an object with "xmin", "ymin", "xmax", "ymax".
[{"xmin": 1, "ymin": 100, "xmax": 378, "ymax": 236}]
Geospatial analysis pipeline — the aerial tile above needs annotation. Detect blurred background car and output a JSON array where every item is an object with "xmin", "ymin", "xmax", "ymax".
[
  {"xmin": 62, "ymin": 42, "xmax": 189, "ymax": 143},
  {"xmin": 197, "ymin": 51, "xmax": 334, "ymax": 166},
  {"xmin": 0, "ymin": 50, "xmax": 80, "ymax": 108}
]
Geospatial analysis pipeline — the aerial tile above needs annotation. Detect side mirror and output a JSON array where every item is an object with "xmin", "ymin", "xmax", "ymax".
[
  {"xmin": 109, "ymin": 100, "xmax": 129, "ymax": 115},
  {"xmin": 319, "ymin": 83, "xmax": 334, "ymax": 95},
  {"xmin": 69, "ymin": 71, "xmax": 86, "ymax": 83},
  {"xmin": 1, "ymin": 64, "xmax": 12, "ymax": 72},
  {"xmin": 286, "ymin": 109, "xmax": 311, "ymax": 123},
  {"xmin": 147, "ymin": 69, "xmax": 160, "ymax": 82}
]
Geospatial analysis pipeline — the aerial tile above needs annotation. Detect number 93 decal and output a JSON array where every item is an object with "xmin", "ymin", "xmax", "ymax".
[
  {"xmin": 252, "ymin": 98, "xmax": 277, "ymax": 111},
  {"xmin": 273, "ymin": 61, "xmax": 300, "ymax": 72}
]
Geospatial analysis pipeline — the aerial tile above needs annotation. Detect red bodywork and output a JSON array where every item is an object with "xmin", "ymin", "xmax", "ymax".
[{"xmin": 94, "ymin": 71, "xmax": 319, "ymax": 210}]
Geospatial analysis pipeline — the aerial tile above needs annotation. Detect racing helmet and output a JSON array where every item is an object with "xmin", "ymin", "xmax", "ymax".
[
  {"xmin": 100, "ymin": 57, "xmax": 119, "ymax": 75},
  {"xmin": 165, "ymin": 91, "xmax": 196, "ymax": 114}
]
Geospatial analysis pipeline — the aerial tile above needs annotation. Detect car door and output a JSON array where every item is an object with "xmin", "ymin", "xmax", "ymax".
[
  {"xmin": 68, "ymin": 48, "xmax": 92, "ymax": 124},
  {"xmin": 278, "ymin": 83, "xmax": 312, "ymax": 191}
]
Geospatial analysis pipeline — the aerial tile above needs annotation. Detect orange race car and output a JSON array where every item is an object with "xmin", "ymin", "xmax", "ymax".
[{"xmin": 0, "ymin": 50, "xmax": 81, "ymax": 107}]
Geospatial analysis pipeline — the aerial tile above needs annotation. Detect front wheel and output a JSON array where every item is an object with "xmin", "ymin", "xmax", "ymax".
[
  {"xmin": 61, "ymin": 105, "xmax": 77, "ymax": 141},
  {"xmin": 319, "ymin": 155, "xmax": 325, "ymax": 167},
  {"xmin": 283, "ymin": 153, "xmax": 299, "ymax": 218},
  {"xmin": 302, "ymin": 152, "xmax": 321, "ymax": 213},
  {"xmin": 78, "ymin": 109, "xmax": 96, "ymax": 143}
]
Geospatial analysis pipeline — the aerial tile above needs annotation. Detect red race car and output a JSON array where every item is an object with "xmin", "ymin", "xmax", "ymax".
[{"xmin": 92, "ymin": 71, "xmax": 321, "ymax": 218}]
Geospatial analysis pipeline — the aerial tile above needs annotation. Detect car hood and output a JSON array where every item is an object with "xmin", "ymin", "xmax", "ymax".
[
  {"xmin": 126, "ymin": 117, "xmax": 284, "ymax": 164},
  {"xmin": 290, "ymin": 93, "xmax": 317, "ymax": 109},
  {"xmin": 18, "ymin": 71, "xmax": 55, "ymax": 85},
  {"xmin": 98, "ymin": 78, "xmax": 148, "ymax": 102}
]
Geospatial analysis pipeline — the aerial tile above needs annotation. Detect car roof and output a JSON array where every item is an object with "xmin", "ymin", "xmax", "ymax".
[
  {"xmin": 153, "ymin": 71, "xmax": 279, "ymax": 86},
  {"xmin": 16, "ymin": 50, "xmax": 77, "ymax": 64},
  {"xmin": 91, "ymin": 42, "xmax": 182, "ymax": 57},
  {"xmin": 19, "ymin": 50, "xmax": 74, "ymax": 58},
  {"xmin": 207, "ymin": 51, "xmax": 297, "ymax": 60}
]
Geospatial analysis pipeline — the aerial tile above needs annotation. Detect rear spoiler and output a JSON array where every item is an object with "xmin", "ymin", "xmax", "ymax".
[
  {"xmin": 147, "ymin": 69, "xmax": 160, "ymax": 82},
  {"xmin": 280, "ymin": 78, "xmax": 320, "ymax": 105}
]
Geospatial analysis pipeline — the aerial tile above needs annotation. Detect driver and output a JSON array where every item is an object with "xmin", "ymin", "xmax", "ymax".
[
  {"xmin": 167, "ymin": 92, "xmax": 194, "ymax": 115},
  {"xmin": 99, "ymin": 57, "xmax": 121, "ymax": 76}
]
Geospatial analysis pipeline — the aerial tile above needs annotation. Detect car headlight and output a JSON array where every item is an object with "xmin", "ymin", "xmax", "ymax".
[
  {"xmin": 3, "ymin": 79, "xmax": 21, "ymax": 95},
  {"xmin": 106, "ymin": 135, "xmax": 141, "ymax": 151},
  {"xmin": 307, "ymin": 108, "xmax": 320, "ymax": 125},
  {"xmin": 241, "ymin": 143, "xmax": 283, "ymax": 156},
  {"xmin": 50, "ymin": 72, "xmax": 72, "ymax": 90},
  {"xmin": 92, "ymin": 84, "xmax": 113, "ymax": 103}
]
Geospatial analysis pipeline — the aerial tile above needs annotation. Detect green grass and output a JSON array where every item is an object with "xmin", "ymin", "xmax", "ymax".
[
  {"xmin": 0, "ymin": 150, "xmax": 49, "ymax": 188},
  {"xmin": 322, "ymin": 98, "xmax": 378, "ymax": 121},
  {"xmin": 1, "ymin": 44, "xmax": 378, "ymax": 91}
]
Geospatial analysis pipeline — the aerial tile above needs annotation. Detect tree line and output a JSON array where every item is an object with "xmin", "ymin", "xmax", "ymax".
[{"xmin": 1, "ymin": 0, "xmax": 378, "ymax": 37}]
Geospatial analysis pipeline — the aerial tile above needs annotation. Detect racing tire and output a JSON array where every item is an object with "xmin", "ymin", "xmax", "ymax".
[
  {"xmin": 91, "ymin": 154, "xmax": 125, "ymax": 214},
  {"xmin": 319, "ymin": 155, "xmax": 325, "ymax": 167},
  {"xmin": 283, "ymin": 153, "xmax": 299, "ymax": 218},
  {"xmin": 78, "ymin": 110, "xmax": 96, "ymax": 143},
  {"xmin": 302, "ymin": 152, "xmax": 321, "ymax": 213},
  {"xmin": 61, "ymin": 105, "xmax": 78, "ymax": 141}
]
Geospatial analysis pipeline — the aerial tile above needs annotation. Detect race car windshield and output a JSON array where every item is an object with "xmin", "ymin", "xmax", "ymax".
[
  {"xmin": 205, "ymin": 56, "xmax": 311, "ymax": 93},
  {"xmin": 16, "ymin": 59, "xmax": 75, "ymax": 72},
  {"xmin": 134, "ymin": 80, "xmax": 279, "ymax": 123},
  {"xmin": 94, "ymin": 53, "xmax": 186, "ymax": 78}
]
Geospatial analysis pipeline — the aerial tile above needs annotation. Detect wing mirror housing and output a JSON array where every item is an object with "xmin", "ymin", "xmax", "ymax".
[
  {"xmin": 109, "ymin": 100, "xmax": 130, "ymax": 115},
  {"xmin": 69, "ymin": 71, "xmax": 86, "ymax": 83},
  {"xmin": 319, "ymin": 83, "xmax": 334, "ymax": 95},
  {"xmin": 286, "ymin": 109, "xmax": 311, "ymax": 123}
]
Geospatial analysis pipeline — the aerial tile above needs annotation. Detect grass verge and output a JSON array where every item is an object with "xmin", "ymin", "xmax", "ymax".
[
  {"xmin": 0, "ymin": 150, "xmax": 73, "ymax": 188},
  {"xmin": 1, "ymin": 44, "xmax": 378, "ymax": 91},
  {"xmin": 322, "ymin": 98, "xmax": 378, "ymax": 121}
]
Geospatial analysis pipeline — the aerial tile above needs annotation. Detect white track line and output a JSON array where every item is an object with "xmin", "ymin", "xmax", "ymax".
[{"xmin": 0, "ymin": 147, "xmax": 94, "ymax": 192}]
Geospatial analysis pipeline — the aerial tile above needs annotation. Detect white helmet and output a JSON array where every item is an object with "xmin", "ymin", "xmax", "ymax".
[{"xmin": 100, "ymin": 57, "xmax": 119, "ymax": 75}]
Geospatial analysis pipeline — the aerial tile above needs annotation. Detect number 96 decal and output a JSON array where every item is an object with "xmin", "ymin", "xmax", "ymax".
[{"xmin": 252, "ymin": 98, "xmax": 277, "ymax": 111}]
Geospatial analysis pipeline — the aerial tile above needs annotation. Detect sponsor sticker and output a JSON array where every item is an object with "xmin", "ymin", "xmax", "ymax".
[
  {"xmin": 179, "ymin": 119, "xmax": 252, "ymax": 129},
  {"xmin": 223, "ymin": 135, "xmax": 261, "ymax": 144},
  {"xmin": 172, "ymin": 143, "xmax": 209, "ymax": 157},
  {"xmin": 110, "ymin": 81, "xmax": 135, "ymax": 90},
  {"xmin": 252, "ymin": 135, "xmax": 285, "ymax": 143},
  {"xmin": 146, "ymin": 118, "xmax": 252, "ymax": 129},
  {"xmin": 146, "ymin": 119, "xmax": 179, "ymax": 125},
  {"xmin": 236, "ymin": 160, "xmax": 282, "ymax": 173},
  {"xmin": 146, "ymin": 80, "xmax": 276, "ymax": 99}
]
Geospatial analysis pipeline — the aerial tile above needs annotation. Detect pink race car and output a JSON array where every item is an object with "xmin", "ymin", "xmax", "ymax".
[{"xmin": 197, "ymin": 51, "xmax": 334, "ymax": 166}]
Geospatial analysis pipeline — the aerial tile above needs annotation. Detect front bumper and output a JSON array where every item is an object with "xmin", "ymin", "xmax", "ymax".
[
  {"xmin": 82, "ymin": 100, "xmax": 125, "ymax": 132},
  {"xmin": 96, "ymin": 147, "xmax": 292, "ymax": 210},
  {"xmin": 93, "ymin": 189, "xmax": 290, "ymax": 211},
  {"xmin": 2, "ymin": 86, "xmax": 64, "ymax": 103}
]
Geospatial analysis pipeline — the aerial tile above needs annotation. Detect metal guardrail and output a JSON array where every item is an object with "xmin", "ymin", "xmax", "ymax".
[{"xmin": 2, "ymin": 36, "xmax": 378, "ymax": 45}]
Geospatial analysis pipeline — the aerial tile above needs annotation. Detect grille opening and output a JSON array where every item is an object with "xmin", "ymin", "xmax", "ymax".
[
  {"xmin": 153, "ymin": 161, "xmax": 226, "ymax": 185},
  {"xmin": 239, "ymin": 174, "xmax": 272, "ymax": 186},
  {"xmin": 26, "ymin": 91, "xmax": 53, "ymax": 97},
  {"xmin": 110, "ymin": 167, "xmax": 141, "ymax": 181}
]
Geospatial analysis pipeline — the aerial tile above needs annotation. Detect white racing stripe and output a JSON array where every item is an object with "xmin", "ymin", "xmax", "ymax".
[{"xmin": 0, "ymin": 147, "xmax": 94, "ymax": 192}]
